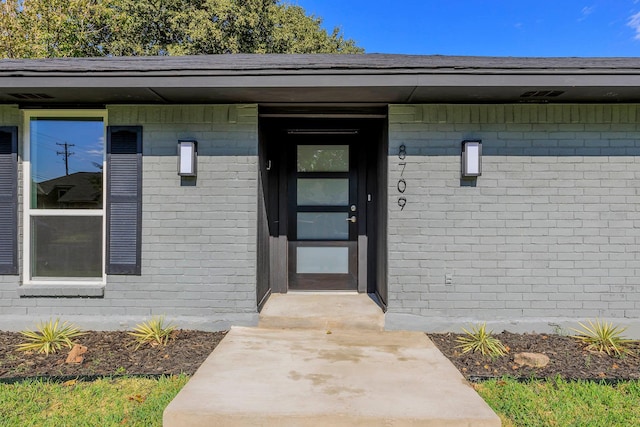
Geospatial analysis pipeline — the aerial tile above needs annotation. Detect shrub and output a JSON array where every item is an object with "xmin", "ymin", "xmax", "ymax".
[
  {"xmin": 17, "ymin": 318, "xmax": 85, "ymax": 355},
  {"xmin": 129, "ymin": 316, "xmax": 176, "ymax": 349},
  {"xmin": 571, "ymin": 319, "xmax": 633, "ymax": 356},
  {"xmin": 455, "ymin": 323, "xmax": 508, "ymax": 358}
]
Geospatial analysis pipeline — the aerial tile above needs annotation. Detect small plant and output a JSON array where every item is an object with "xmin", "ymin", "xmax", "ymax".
[
  {"xmin": 571, "ymin": 319, "xmax": 633, "ymax": 356},
  {"xmin": 17, "ymin": 318, "xmax": 85, "ymax": 355},
  {"xmin": 455, "ymin": 323, "xmax": 508, "ymax": 358},
  {"xmin": 584, "ymin": 353, "xmax": 591, "ymax": 368},
  {"xmin": 550, "ymin": 322, "xmax": 569, "ymax": 336},
  {"xmin": 129, "ymin": 316, "xmax": 176, "ymax": 349}
]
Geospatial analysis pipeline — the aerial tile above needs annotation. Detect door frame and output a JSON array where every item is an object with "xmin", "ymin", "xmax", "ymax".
[{"xmin": 257, "ymin": 111, "xmax": 388, "ymax": 308}]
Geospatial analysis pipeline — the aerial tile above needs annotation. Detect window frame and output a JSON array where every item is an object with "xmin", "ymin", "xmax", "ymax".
[{"xmin": 22, "ymin": 109, "xmax": 108, "ymax": 285}]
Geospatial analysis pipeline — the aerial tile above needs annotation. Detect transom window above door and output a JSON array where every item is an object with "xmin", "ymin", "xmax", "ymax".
[{"xmin": 24, "ymin": 111, "xmax": 106, "ymax": 282}]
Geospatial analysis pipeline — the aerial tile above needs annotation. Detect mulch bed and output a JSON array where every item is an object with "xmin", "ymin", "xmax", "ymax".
[
  {"xmin": 2, "ymin": 329, "xmax": 639, "ymax": 382},
  {"xmin": 0, "ymin": 330, "xmax": 226, "ymax": 382},
  {"xmin": 428, "ymin": 331, "xmax": 640, "ymax": 382}
]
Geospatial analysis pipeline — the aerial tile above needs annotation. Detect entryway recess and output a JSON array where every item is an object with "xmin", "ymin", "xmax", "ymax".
[{"xmin": 257, "ymin": 109, "xmax": 388, "ymax": 308}]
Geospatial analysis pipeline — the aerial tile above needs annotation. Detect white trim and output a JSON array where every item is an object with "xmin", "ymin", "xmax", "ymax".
[
  {"xmin": 21, "ymin": 279, "xmax": 104, "ymax": 285},
  {"xmin": 27, "ymin": 210, "xmax": 103, "ymax": 216},
  {"xmin": 22, "ymin": 109, "xmax": 108, "ymax": 285}
]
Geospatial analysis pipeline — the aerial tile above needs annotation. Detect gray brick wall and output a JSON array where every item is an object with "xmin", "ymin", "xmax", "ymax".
[
  {"xmin": 6, "ymin": 101, "xmax": 640, "ymax": 335},
  {"xmin": 385, "ymin": 104, "xmax": 640, "ymax": 337},
  {"xmin": 0, "ymin": 104, "xmax": 259, "ymax": 331}
]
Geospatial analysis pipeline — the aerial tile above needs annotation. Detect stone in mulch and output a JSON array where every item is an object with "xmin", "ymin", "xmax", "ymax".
[
  {"xmin": 514, "ymin": 352, "xmax": 550, "ymax": 368},
  {"xmin": 65, "ymin": 344, "xmax": 88, "ymax": 364}
]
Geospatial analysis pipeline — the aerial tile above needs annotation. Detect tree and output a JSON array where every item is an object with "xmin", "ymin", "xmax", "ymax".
[
  {"xmin": 271, "ymin": 4, "xmax": 361, "ymax": 54},
  {"xmin": 0, "ymin": 0, "xmax": 363, "ymax": 58},
  {"xmin": 0, "ymin": 0, "xmax": 111, "ymax": 58}
]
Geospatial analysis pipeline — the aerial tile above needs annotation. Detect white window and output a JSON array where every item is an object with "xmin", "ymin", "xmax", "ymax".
[{"xmin": 23, "ymin": 110, "xmax": 107, "ymax": 283}]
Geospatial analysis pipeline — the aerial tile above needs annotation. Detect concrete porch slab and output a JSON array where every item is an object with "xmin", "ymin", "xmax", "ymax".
[
  {"xmin": 258, "ymin": 293, "xmax": 385, "ymax": 331},
  {"xmin": 163, "ymin": 326, "xmax": 500, "ymax": 426}
]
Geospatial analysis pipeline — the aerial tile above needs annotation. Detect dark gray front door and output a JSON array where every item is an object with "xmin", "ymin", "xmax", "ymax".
[{"xmin": 288, "ymin": 137, "xmax": 359, "ymax": 290}]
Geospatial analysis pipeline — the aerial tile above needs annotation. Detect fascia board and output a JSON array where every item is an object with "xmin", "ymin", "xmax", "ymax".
[{"xmin": 3, "ymin": 73, "xmax": 640, "ymax": 90}]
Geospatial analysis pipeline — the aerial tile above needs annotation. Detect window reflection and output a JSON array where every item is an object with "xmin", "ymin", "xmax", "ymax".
[
  {"xmin": 30, "ymin": 118, "xmax": 104, "ymax": 209},
  {"xmin": 297, "ymin": 179, "xmax": 349, "ymax": 206},
  {"xmin": 297, "ymin": 145, "xmax": 348, "ymax": 172}
]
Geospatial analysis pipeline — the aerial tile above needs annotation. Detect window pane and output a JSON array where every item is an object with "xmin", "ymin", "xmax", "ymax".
[
  {"xmin": 297, "ymin": 247, "xmax": 349, "ymax": 273},
  {"xmin": 297, "ymin": 145, "xmax": 348, "ymax": 172},
  {"xmin": 297, "ymin": 179, "xmax": 349, "ymax": 206},
  {"xmin": 30, "ymin": 118, "xmax": 104, "ymax": 209},
  {"xmin": 297, "ymin": 212, "xmax": 348, "ymax": 240},
  {"xmin": 31, "ymin": 216, "xmax": 103, "ymax": 278}
]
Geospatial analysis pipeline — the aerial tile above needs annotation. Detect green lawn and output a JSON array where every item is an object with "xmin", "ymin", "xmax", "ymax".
[
  {"xmin": 476, "ymin": 378, "xmax": 640, "ymax": 427},
  {"xmin": 2, "ymin": 376, "xmax": 640, "ymax": 426},
  {"xmin": 0, "ymin": 375, "xmax": 189, "ymax": 427}
]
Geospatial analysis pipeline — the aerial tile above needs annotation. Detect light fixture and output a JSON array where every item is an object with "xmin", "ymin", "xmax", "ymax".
[
  {"xmin": 178, "ymin": 140, "xmax": 197, "ymax": 177},
  {"xmin": 461, "ymin": 140, "xmax": 482, "ymax": 178}
]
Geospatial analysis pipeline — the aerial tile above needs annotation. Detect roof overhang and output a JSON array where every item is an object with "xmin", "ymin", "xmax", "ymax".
[{"xmin": 1, "ymin": 54, "xmax": 640, "ymax": 105}]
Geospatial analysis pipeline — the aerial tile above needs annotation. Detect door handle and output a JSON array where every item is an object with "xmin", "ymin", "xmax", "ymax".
[{"xmin": 346, "ymin": 216, "xmax": 357, "ymax": 223}]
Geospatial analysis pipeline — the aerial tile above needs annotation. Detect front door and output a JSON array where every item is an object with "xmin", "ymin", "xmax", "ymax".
[{"xmin": 288, "ymin": 135, "xmax": 360, "ymax": 290}]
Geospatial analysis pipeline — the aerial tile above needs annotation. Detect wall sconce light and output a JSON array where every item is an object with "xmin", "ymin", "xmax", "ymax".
[
  {"xmin": 461, "ymin": 140, "xmax": 482, "ymax": 178},
  {"xmin": 178, "ymin": 140, "xmax": 197, "ymax": 177}
]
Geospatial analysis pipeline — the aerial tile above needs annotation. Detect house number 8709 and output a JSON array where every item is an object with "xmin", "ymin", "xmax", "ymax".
[{"xmin": 398, "ymin": 144, "xmax": 407, "ymax": 210}]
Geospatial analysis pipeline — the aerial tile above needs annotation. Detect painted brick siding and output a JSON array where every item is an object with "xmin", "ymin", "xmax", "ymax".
[
  {"xmin": 0, "ymin": 104, "xmax": 259, "ymax": 331},
  {"xmin": 385, "ymin": 104, "xmax": 640, "ymax": 336}
]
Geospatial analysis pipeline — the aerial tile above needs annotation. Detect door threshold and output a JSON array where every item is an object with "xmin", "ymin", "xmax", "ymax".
[{"xmin": 287, "ymin": 290, "xmax": 359, "ymax": 295}]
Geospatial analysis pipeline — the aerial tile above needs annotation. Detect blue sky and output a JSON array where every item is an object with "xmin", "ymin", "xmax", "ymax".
[{"xmin": 292, "ymin": 0, "xmax": 640, "ymax": 56}]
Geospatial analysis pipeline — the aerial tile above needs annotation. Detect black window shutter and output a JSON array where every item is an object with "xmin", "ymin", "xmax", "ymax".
[
  {"xmin": 0, "ymin": 127, "xmax": 18, "ymax": 275},
  {"xmin": 106, "ymin": 126, "xmax": 142, "ymax": 275}
]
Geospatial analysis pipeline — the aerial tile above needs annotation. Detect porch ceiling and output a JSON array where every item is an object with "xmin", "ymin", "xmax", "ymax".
[{"xmin": 1, "ymin": 54, "xmax": 640, "ymax": 105}]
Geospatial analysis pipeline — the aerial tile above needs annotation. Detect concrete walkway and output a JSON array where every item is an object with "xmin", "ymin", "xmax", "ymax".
[{"xmin": 164, "ymin": 294, "xmax": 501, "ymax": 426}]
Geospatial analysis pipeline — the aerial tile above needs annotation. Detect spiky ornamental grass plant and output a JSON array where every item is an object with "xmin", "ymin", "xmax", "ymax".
[
  {"xmin": 17, "ymin": 318, "xmax": 85, "ymax": 355},
  {"xmin": 455, "ymin": 323, "xmax": 508, "ymax": 358},
  {"xmin": 571, "ymin": 319, "xmax": 634, "ymax": 356},
  {"xmin": 129, "ymin": 316, "xmax": 177, "ymax": 350}
]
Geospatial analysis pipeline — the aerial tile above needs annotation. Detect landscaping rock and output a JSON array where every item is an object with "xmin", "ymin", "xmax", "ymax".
[
  {"xmin": 65, "ymin": 344, "xmax": 88, "ymax": 364},
  {"xmin": 514, "ymin": 352, "xmax": 550, "ymax": 368}
]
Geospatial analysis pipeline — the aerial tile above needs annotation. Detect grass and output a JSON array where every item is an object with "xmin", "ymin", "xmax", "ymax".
[
  {"xmin": 3, "ymin": 374, "xmax": 640, "ymax": 426},
  {"xmin": 476, "ymin": 377, "xmax": 640, "ymax": 427},
  {"xmin": 0, "ymin": 375, "xmax": 189, "ymax": 427}
]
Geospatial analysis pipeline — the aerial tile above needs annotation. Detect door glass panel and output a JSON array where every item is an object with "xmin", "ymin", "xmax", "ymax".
[
  {"xmin": 297, "ymin": 212, "xmax": 348, "ymax": 240},
  {"xmin": 297, "ymin": 145, "xmax": 348, "ymax": 172},
  {"xmin": 297, "ymin": 247, "xmax": 349, "ymax": 274},
  {"xmin": 297, "ymin": 179, "xmax": 348, "ymax": 206}
]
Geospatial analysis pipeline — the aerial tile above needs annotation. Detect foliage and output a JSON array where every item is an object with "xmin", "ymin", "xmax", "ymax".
[
  {"xmin": 269, "ymin": 4, "xmax": 361, "ymax": 54},
  {"xmin": 476, "ymin": 377, "xmax": 640, "ymax": 427},
  {"xmin": 0, "ymin": 0, "xmax": 112, "ymax": 58},
  {"xmin": 0, "ymin": 0, "xmax": 363, "ymax": 58},
  {"xmin": 455, "ymin": 323, "xmax": 508, "ymax": 358},
  {"xmin": 571, "ymin": 319, "xmax": 634, "ymax": 356},
  {"xmin": 129, "ymin": 316, "xmax": 176, "ymax": 349},
  {"xmin": 16, "ymin": 318, "xmax": 85, "ymax": 355},
  {"xmin": 0, "ymin": 375, "xmax": 189, "ymax": 426}
]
